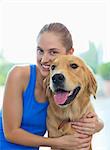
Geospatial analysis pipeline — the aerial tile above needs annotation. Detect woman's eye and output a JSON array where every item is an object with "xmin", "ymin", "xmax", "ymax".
[
  {"xmin": 37, "ymin": 48, "xmax": 44, "ymax": 54},
  {"xmin": 51, "ymin": 65, "xmax": 56, "ymax": 70},
  {"xmin": 50, "ymin": 51, "xmax": 58, "ymax": 55},
  {"xmin": 70, "ymin": 63, "xmax": 79, "ymax": 69}
]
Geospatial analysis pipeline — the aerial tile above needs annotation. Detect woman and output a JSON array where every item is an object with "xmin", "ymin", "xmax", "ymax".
[{"xmin": 0, "ymin": 22, "xmax": 104, "ymax": 150}]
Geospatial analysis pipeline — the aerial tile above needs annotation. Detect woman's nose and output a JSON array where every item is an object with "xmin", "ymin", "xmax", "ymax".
[{"xmin": 41, "ymin": 53, "xmax": 50, "ymax": 63}]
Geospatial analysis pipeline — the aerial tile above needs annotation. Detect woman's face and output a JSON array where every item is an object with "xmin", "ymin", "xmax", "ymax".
[{"xmin": 37, "ymin": 32, "xmax": 72, "ymax": 78}]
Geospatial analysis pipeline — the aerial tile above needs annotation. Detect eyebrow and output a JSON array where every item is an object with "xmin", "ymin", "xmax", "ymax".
[
  {"xmin": 37, "ymin": 46, "xmax": 60, "ymax": 51},
  {"xmin": 37, "ymin": 46, "xmax": 43, "ymax": 50},
  {"xmin": 49, "ymin": 48, "xmax": 60, "ymax": 51}
]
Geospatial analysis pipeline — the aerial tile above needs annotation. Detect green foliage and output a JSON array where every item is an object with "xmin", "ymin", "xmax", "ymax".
[
  {"xmin": 0, "ymin": 52, "xmax": 14, "ymax": 85},
  {"xmin": 80, "ymin": 41, "xmax": 103, "ymax": 74},
  {"xmin": 98, "ymin": 62, "xmax": 110, "ymax": 80}
]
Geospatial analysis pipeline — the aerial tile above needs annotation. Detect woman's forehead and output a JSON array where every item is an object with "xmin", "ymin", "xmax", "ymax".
[
  {"xmin": 37, "ymin": 32, "xmax": 66, "ymax": 51},
  {"xmin": 37, "ymin": 32, "xmax": 60, "ymax": 43}
]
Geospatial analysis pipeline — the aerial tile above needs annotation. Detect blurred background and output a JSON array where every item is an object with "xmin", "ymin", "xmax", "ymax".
[{"xmin": 0, "ymin": 0, "xmax": 110, "ymax": 149}]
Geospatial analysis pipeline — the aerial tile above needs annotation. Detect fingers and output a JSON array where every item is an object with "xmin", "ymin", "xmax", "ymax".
[
  {"xmin": 77, "ymin": 136, "xmax": 92, "ymax": 149},
  {"xmin": 86, "ymin": 112, "xmax": 97, "ymax": 118},
  {"xmin": 70, "ymin": 112, "xmax": 100, "ymax": 135},
  {"xmin": 77, "ymin": 143, "xmax": 91, "ymax": 149},
  {"xmin": 76, "ymin": 129, "xmax": 95, "ymax": 135},
  {"xmin": 72, "ymin": 120, "xmax": 95, "ymax": 128},
  {"xmin": 78, "ymin": 145, "xmax": 91, "ymax": 150},
  {"xmin": 68, "ymin": 134, "xmax": 91, "ymax": 150},
  {"xmin": 59, "ymin": 133, "xmax": 91, "ymax": 150},
  {"xmin": 74, "ymin": 132, "xmax": 89, "ymax": 138},
  {"xmin": 72, "ymin": 121, "xmax": 96, "ymax": 135},
  {"xmin": 79, "ymin": 116, "xmax": 96, "ymax": 123}
]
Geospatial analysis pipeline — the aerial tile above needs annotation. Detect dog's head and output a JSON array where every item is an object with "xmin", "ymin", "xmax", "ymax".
[{"xmin": 44, "ymin": 55, "xmax": 97, "ymax": 107}]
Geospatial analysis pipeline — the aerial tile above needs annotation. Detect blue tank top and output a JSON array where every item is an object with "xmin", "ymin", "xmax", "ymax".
[{"xmin": 0, "ymin": 65, "xmax": 49, "ymax": 150}]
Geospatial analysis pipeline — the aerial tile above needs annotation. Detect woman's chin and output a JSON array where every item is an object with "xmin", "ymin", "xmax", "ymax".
[
  {"xmin": 37, "ymin": 65, "xmax": 50, "ymax": 77},
  {"xmin": 41, "ymin": 70, "xmax": 49, "ymax": 78}
]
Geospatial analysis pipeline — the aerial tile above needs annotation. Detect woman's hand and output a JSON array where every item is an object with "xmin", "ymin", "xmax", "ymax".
[
  {"xmin": 71, "ymin": 112, "xmax": 104, "ymax": 136},
  {"xmin": 53, "ymin": 133, "xmax": 92, "ymax": 150}
]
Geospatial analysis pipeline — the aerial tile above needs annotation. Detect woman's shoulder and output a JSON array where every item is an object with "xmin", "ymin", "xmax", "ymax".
[
  {"xmin": 7, "ymin": 64, "xmax": 33, "ymax": 91},
  {"xmin": 8, "ymin": 64, "xmax": 30, "ymax": 78}
]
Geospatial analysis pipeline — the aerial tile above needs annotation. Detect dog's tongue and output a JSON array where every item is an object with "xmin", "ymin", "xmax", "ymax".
[{"xmin": 54, "ymin": 92, "xmax": 69, "ymax": 105}]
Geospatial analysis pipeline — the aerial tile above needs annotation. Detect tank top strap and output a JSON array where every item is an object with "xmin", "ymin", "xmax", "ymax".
[
  {"xmin": 30, "ymin": 64, "xmax": 36, "ymax": 91},
  {"xmin": 23, "ymin": 65, "xmax": 36, "ymax": 97}
]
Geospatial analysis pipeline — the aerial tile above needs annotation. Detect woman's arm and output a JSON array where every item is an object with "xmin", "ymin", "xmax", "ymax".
[
  {"xmin": 2, "ymin": 66, "xmax": 49, "ymax": 147},
  {"xmin": 2, "ymin": 66, "xmax": 91, "ymax": 149}
]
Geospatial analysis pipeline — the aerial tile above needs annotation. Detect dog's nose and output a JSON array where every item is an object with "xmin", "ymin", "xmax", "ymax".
[{"xmin": 52, "ymin": 74, "xmax": 65, "ymax": 84}]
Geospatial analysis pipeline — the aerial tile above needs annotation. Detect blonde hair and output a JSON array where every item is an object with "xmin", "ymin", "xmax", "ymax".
[{"xmin": 37, "ymin": 23, "xmax": 73, "ymax": 51}]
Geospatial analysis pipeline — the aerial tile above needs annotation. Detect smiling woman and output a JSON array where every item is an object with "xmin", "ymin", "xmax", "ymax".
[{"xmin": 36, "ymin": 27, "xmax": 74, "ymax": 78}]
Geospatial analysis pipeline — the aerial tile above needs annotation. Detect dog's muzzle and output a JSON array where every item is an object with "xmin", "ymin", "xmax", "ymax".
[{"xmin": 51, "ymin": 73, "xmax": 81, "ymax": 106}]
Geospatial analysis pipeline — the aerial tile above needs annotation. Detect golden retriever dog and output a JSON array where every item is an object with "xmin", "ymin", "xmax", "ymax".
[{"xmin": 44, "ymin": 55, "xmax": 97, "ymax": 150}]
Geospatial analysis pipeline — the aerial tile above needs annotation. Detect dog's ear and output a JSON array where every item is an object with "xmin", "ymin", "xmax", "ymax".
[
  {"xmin": 85, "ymin": 66, "xmax": 97, "ymax": 99},
  {"xmin": 43, "ymin": 75, "xmax": 51, "ymax": 97}
]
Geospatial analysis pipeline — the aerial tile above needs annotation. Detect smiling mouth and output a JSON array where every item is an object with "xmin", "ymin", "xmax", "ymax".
[
  {"xmin": 41, "ymin": 64, "xmax": 50, "ymax": 71},
  {"xmin": 53, "ymin": 86, "xmax": 81, "ymax": 106}
]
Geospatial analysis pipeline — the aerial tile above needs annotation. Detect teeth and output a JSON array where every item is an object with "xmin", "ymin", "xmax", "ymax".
[
  {"xmin": 68, "ymin": 90, "xmax": 73, "ymax": 96},
  {"xmin": 42, "ymin": 64, "xmax": 50, "ymax": 69}
]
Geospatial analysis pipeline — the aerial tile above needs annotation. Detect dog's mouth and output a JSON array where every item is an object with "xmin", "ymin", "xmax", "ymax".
[{"xmin": 53, "ymin": 86, "xmax": 81, "ymax": 106}]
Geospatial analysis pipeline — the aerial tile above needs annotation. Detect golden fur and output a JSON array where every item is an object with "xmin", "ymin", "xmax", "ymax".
[{"xmin": 44, "ymin": 55, "xmax": 97, "ymax": 150}]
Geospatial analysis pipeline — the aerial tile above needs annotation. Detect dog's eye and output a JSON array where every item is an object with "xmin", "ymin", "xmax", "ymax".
[
  {"xmin": 70, "ymin": 63, "xmax": 79, "ymax": 69},
  {"xmin": 51, "ymin": 65, "xmax": 56, "ymax": 70}
]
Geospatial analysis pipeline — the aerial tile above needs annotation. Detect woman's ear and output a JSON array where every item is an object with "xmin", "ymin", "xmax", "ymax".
[{"xmin": 67, "ymin": 48, "xmax": 74, "ymax": 55}]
